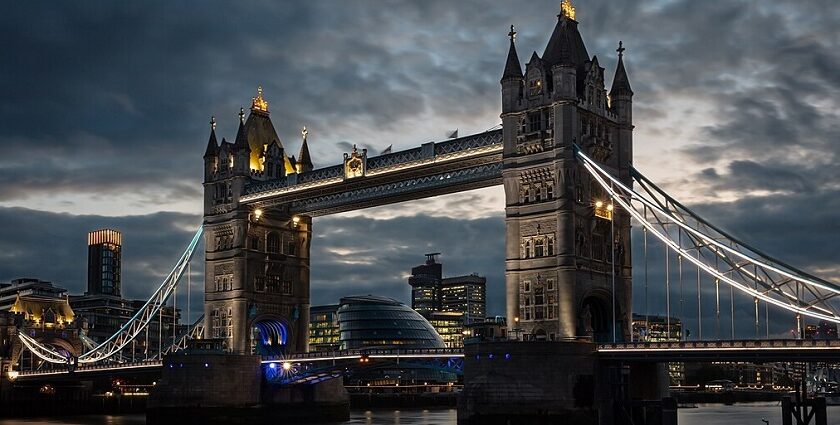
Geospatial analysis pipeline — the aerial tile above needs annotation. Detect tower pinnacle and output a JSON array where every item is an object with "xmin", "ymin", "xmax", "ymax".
[
  {"xmin": 617, "ymin": 40, "xmax": 625, "ymax": 58},
  {"xmin": 210, "ymin": 116, "xmax": 216, "ymax": 131},
  {"xmin": 508, "ymin": 25, "xmax": 517, "ymax": 43},
  {"xmin": 239, "ymin": 107, "xmax": 245, "ymax": 124},
  {"xmin": 251, "ymin": 85, "xmax": 269, "ymax": 113},
  {"xmin": 560, "ymin": 0, "xmax": 576, "ymax": 21}
]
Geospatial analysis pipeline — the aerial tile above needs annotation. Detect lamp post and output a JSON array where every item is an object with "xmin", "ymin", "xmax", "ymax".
[{"xmin": 513, "ymin": 316, "xmax": 522, "ymax": 341}]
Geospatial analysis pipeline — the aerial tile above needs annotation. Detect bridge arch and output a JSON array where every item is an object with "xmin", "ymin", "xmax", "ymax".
[
  {"xmin": 250, "ymin": 315, "xmax": 291, "ymax": 356},
  {"xmin": 579, "ymin": 291, "xmax": 613, "ymax": 343}
]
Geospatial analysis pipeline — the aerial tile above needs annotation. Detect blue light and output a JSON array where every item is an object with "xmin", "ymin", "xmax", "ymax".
[
  {"xmin": 204, "ymin": 363, "xmax": 209, "ymax": 368},
  {"xmin": 488, "ymin": 353, "xmax": 494, "ymax": 359},
  {"xmin": 269, "ymin": 362, "xmax": 277, "ymax": 369},
  {"xmin": 475, "ymin": 355, "xmax": 480, "ymax": 360},
  {"xmin": 504, "ymin": 353, "xmax": 511, "ymax": 360}
]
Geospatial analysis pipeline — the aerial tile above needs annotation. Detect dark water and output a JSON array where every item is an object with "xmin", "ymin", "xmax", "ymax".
[{"xmin": 0, "ymin": 405, "xmax": 837, "ymax": 424}]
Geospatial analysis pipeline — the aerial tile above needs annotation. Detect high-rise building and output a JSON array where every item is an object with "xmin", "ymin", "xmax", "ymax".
[
  {"xmin": 309, "ymin": 304, "xmax": 340, "ymax": 352},
  {"xmin": 72, "ymin": 229, "xmax": 178, "ymax": 360},
  {"xmin": 408, "ymin": 254, "xmax": 487, "ymax": 324},
  {"xmin": 441, "ymin": 274, "xmax": 486, "ymax": 325},
  {"xmin": 87, "ymin": 229, "xmax": 122, "ymax": 297},
  {"xmin": 408, "ymin": 253, "xmax": 442, "ymax": 316}
]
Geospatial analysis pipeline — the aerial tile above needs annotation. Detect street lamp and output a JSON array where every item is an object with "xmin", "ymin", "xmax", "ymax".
[{"xmin": 513, "ymin": 316, "xmax": 522, "ymax": 341}]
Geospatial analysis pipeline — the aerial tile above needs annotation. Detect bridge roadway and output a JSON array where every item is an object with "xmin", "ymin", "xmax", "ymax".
[{"xmin": 11, "ymin": 340, "xmax": 840, "ymax": 381}]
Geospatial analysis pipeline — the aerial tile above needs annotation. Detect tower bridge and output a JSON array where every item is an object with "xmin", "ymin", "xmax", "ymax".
[{"xmin": 5, "ymin": 1, "xmax": 840, "ymax": 423}]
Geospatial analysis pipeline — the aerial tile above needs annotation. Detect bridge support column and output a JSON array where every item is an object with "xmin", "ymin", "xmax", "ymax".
[{"xmin": 458, "ymin": 341, "xmax": 598, "ymax": 425}]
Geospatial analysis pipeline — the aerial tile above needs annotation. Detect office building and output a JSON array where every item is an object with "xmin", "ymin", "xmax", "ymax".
[
  {"xmin": 309, "ymin": 304, "xmax": 340, "ymax": 352},
  {"xmin": 337, "ymin": 295, "xmax": 444, "ymax": 350},
  {"xmin": 407, "ymin": 254, "xmax": 487, "ymax": 346}
]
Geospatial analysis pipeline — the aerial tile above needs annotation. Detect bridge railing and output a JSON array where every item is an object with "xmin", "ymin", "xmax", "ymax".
[
  {"xmin": 597, "ymin": 339, "xmax": 840, "ymax": 351},
  {"xmin": 263, "ymin": 347, "xmax": 464, "ymax": 363},
  {"xmin": 16, "ymin": 359, "xmax": 163, "ymax": 377}
]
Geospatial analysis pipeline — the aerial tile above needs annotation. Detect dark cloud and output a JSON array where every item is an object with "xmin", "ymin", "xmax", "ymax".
[{"xmin": 1, "ymin": 0, "xmax": 840, "ymax": 339}]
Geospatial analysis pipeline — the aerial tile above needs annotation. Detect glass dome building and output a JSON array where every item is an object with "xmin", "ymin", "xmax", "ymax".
[{"xmin": 337, "ymin": 295, "xmax": 445, "ymax": 350}]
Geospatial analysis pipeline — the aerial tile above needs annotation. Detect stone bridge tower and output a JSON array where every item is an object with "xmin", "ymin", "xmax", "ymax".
[
  {"xmin": 501, "ymin": 2, "xmax": 634, "ymax": 342},
  {"xmin": 202, "ymin": 89, "xmax": 312, "ymax": 355}
]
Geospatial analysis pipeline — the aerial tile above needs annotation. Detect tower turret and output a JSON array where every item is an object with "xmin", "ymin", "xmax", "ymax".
[
  {"xmin": 233, "ymin": 108, "xmax": 251, "ymax": 175},
  {"xmin": 609, "ymin": 41, "xmax": 633, "ymax": 125},
  {"xmin": 501, "ymin": 25, "xmax": 523, "ymax": 114},
  {"xmin": 296, "ymin": 126, "xmax": 313, "ymax": 173},
  {"xmin": 204, "ymin": 116, "xmax": 219, "ymax": 182}
]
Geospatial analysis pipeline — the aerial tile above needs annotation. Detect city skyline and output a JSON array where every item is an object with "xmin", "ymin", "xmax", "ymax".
[{"xmin": 1, "ymin": 0, "xmax": 839, "ymax": 337}]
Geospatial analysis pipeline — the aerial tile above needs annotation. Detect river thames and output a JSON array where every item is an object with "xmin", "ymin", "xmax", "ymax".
[{"xmin": 0, "ymin": 404, "xmax": 837, "ymax": 425}]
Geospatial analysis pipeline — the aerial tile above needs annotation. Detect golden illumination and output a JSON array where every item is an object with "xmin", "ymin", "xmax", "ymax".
[
  {"xmin": 282, "ymin": 362, "xmax": 292, "ymax": 371},
  {"xmin": 251, "ymin": 86, "xmax": 269, "ymax": 113},
  {"xmin": 595, "ymin": 200, "xmax": 613, "ymax": 220},
  {"xmin": 253, "ymin": 209, "xmax": 263, "ymax": 220},
  {"xmin": 88, "ymin": 229, "xmax": 122, "ymax": 246},
  {"xmin": 560, "ymin": 0, "xmax": 576, "ymax": 20},
  {"xmin": 292, "ymin": 216, "xmax": 301, "ymax": 226}
]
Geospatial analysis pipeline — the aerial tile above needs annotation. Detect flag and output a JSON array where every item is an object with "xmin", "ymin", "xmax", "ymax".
[
  {"xmin": 448, "ymin": 129, "xmax": 459, "ymax": 139},
  {"xmin": 380, "ymin": 144, "xmax": 392, "ymax": 155}
]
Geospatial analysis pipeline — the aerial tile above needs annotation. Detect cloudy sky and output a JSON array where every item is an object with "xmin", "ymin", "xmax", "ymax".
[{"xmin": 1, "ymin": 0, "xmax": 839, "ymax": 338}]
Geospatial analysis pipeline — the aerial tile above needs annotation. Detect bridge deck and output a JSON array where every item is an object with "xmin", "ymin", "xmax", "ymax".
[
  {"xmin": 14, "ymin": 340, "xmax": 840, "ymax": 381},
  {"xmin": 597, "ymin": 339, "xmax": 840, "ymax": 362}
]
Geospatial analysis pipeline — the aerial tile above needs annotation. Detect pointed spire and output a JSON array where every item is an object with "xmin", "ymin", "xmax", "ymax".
[
  {"xmin": 610, "ymin": 41, "xmax": 633, "ymax": 97},
  {"xmin": 234, "ymin": 107, "xmax": 249, "ymax": 148},
  {"xmin": 296, "ymin": 126, "xmax": 313, "ymax": 173},
  {"xmin": 501, "ymin": 25, "xmax": 523, "ymax": 81},
  {"xmin": 543, "ymin": 0, "xmax": 588, "ymax": 68},
  {"xmin": 204, "ymin": 116, "xmax": 218, "ymax": 158}
]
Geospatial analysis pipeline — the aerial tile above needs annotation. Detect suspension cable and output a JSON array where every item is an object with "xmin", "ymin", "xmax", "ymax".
[
  {"xmin": 644, "ymin": 206, "xmax": 649, "ymax": 341},
  {"xmin": 575, "ymin": 148, "xmax": 840, "ymax": 324},
  {"xmin": 679, "ymin": 227, "xmax": 684, "ymax": 340},
  {"xmin": 697, "ymin": 250, "xmax": 702, "ymax": 340},
  {"xmin": 611, "ymin": 193, "xmax": 616, "ymax": 343},
  {"xmin": 666, "ymin": 244, "xmax": 671, "ymax": 340}
]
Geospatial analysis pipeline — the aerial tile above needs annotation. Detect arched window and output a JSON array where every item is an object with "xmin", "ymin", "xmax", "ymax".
[
  {"xmin": 535, "ymin": 185, "xmax": 542, "ymax": 202},
  {"xmin": 547, "ymin": 184, "xmax": 554, "ymax": 200},
  {"xmin": 524, "ymin": 240, "xmax": 531, "ymax": 259},
  {"xmin": 547, "ymin": 237, "xmax": 555, "ymax": 256},
  {"xmin": 267, "ymin": 232, "xmax": 280, "ymax": 253}
]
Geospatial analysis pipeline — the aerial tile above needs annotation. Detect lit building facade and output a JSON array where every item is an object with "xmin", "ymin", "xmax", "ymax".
[
  {"xmin": 441, "ymin": 274, "xmax": 486, "ymax": 325},
  {"xmin": 87, "ymin": 229, "xmax": 122, "ymax": 297},
  {"xmin": 309, "ymin": 304, "xmax": 340, "ymax": 352},
  {"xmin": 427, "ymin": 311, "xmax": 465, "ymax": 348},
  {"xmin": 0, "ymin": 278, "xmax": 83, "ymax": 372},
  {"xmin": 337, "ymin": 295, "xmax": 444, "ymax": 350},
  {"xmin": 501, "ymin": 0, "xmax": 634, "ymax": 342},
  {"xmin": 407, "ymin": 254, "xmax": 487, "ymax": 347},
  {"xmin": 632, "ymin": 314, "xmax": 684, "ymax": 384},
  {"xmin": 408, "ymin": 253, "xmax": 443, "ymax": 316}
]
